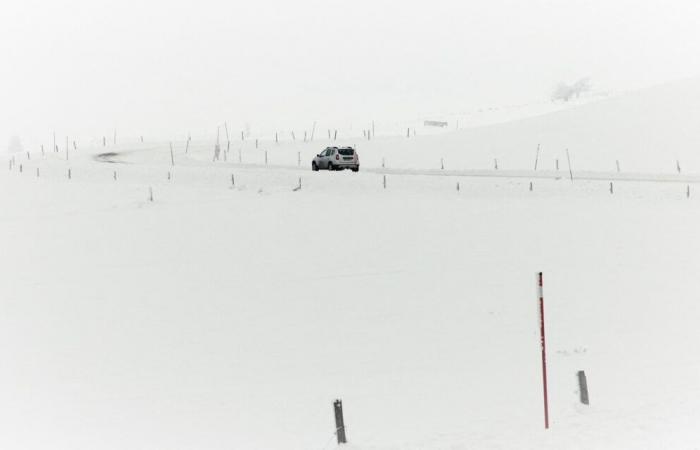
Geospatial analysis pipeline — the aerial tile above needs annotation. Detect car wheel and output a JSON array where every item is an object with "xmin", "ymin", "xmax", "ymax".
[
  {"xmin": 312, "ymin": 162, "xmax": 318, "ymax": 171},
  {"xmin": 352, "ymin": 167, "xmax": 359, "ymax": 172},
  {"xmin": 328, "ymin": 163, "xmax": 334, "ymax": 171}
]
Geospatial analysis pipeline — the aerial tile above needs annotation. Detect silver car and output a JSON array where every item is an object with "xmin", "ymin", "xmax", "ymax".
[{"xmin": 312, "ymin": 147, "xmax": 359, "ymax": 172}]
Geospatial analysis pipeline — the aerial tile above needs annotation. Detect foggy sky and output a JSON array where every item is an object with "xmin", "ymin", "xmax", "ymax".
[{"xmin": 2, "ymin": 0, "xmax": 700, "ymax": 147}]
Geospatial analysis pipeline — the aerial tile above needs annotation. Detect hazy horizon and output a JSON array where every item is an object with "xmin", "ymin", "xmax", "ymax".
[{"xmin": 3, "ymin": 0, "xmax": 700, "ymax": 148}]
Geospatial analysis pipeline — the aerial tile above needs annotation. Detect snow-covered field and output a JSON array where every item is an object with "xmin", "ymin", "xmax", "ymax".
[{"xmin": 2, "ymin": 80, "xmax": 700, "ymax": 449}]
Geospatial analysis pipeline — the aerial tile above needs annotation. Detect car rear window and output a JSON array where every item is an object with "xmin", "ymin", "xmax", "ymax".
[{"xmin": 338, "ymin": 148, "xmax": 354, "ymax": 155}]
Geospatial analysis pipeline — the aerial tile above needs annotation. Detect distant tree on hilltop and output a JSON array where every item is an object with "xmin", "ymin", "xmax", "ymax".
[{"xmin": 552, "ymin": 78, "xmax": 591, "ymax": 102}]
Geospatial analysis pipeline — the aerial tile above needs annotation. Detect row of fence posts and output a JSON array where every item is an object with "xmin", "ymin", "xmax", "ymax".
[
  {"xmin": 7, "ymin": 160, "xmax": 695, "ymax": 198},
  {"xmin": 7, "ymin": 142, "xmax": 695, "ymax": 200}
]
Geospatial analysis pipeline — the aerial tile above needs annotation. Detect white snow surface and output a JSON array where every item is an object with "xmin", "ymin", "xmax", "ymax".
[{"xmin": 2, "ymin": 80, "xmax": 700, "ymax": 449}]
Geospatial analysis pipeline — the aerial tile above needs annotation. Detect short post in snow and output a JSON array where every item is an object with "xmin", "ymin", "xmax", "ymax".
[
  {"xmin": 383, "ymin": 175, "xmax": 387, "ymax": 189},
  {"xmin": 456, "ymin": 182, "xmax": 460, "ymax": 192},
  {"xmin": 113, "ymin": 170, "xmax": 117, "ymax": 181},
  {"xmin": 566, "ymin": 148, "xmax": 573, "ymax": 182},
  {"xmin": 441, "ymin": 158, "xmax": 444, "ymax": 170},
  {"xmin": 577, "ymin": 370, "xmax": 589, "ymax": 405},
  {"xmin": 609, "ymin": 182, "xmax": 613, "ymax": 194},
  {"xmin": 67, "ymin": 168, "xmax": 71, "ymax": 179},
  {"xmin": 494, "ymin": 158, "xmax": 498, "ymax": 170},
  {"xmin": 265, "ymin": 150, "xmax": 268, "ymax": 165},
  {"xmin": 333, "ymin": 399, "xmax": 347, "ymax": 444},
  {"xmin": 529, "ymin": 181, "xmax": 533, "ymax": 192},
  {"xmin": 538, "ymin": 272, "xmax": 550, "ymax": 429},
  {"xmin": 231, "ymin": 174, "xmax": 235, "ymax": 187},
  {"xmin": 148, "ymin": 186, "xmax": 153, "ymax": 202},
  {"xmin": 687, "ymin": 185, "xmax": 690, "ymax": 199}
]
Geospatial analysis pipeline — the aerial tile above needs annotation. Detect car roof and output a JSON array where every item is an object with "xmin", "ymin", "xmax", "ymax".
[{"xmin": 325, "ymin": 146, "xmax": 355, "ymax": 151}]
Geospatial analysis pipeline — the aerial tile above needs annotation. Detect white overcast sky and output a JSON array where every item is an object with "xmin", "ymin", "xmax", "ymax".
[{"xmin": 1, "ymin": 0, "xmax": 700, "ymax": 145}]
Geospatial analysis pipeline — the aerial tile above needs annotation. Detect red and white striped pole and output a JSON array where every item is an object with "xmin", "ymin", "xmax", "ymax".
[{"xmin": 538, "ymin": 272, "xmax": 550, "ymax": 429}]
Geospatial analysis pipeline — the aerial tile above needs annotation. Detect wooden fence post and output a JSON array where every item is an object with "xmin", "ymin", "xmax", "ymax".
[
  {"xmin": 333, "ymin": 399, "xmax": 347, "ymax": 444},
  {"xmin": 577, "ymin": 370, "xmax": 589, "ymax": 405}
]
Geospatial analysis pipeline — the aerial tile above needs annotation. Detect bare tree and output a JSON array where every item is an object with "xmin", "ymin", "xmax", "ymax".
[{"xmin": 552, "ymin": 78, "xmax": 591, "ymax": 102}]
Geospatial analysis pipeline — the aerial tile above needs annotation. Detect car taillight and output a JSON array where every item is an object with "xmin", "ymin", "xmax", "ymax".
[{"xmin": 335, "ymin": 154, "xmax": 339, "ymax": 160}]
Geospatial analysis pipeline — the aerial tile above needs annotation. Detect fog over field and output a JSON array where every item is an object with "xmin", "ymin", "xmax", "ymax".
[
  {"xmin": 2, "ymin": 0, "xmax": 700, "ymax": 146},
  {"xmin": 2, "ymin": 2, "xmax": 700, "ymax": 450}
]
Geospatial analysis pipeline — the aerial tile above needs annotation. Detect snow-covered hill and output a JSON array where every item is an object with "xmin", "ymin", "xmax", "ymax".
[{"xmin": 1, "ymin": 79, "xmax": 700, "ymax": 450}]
